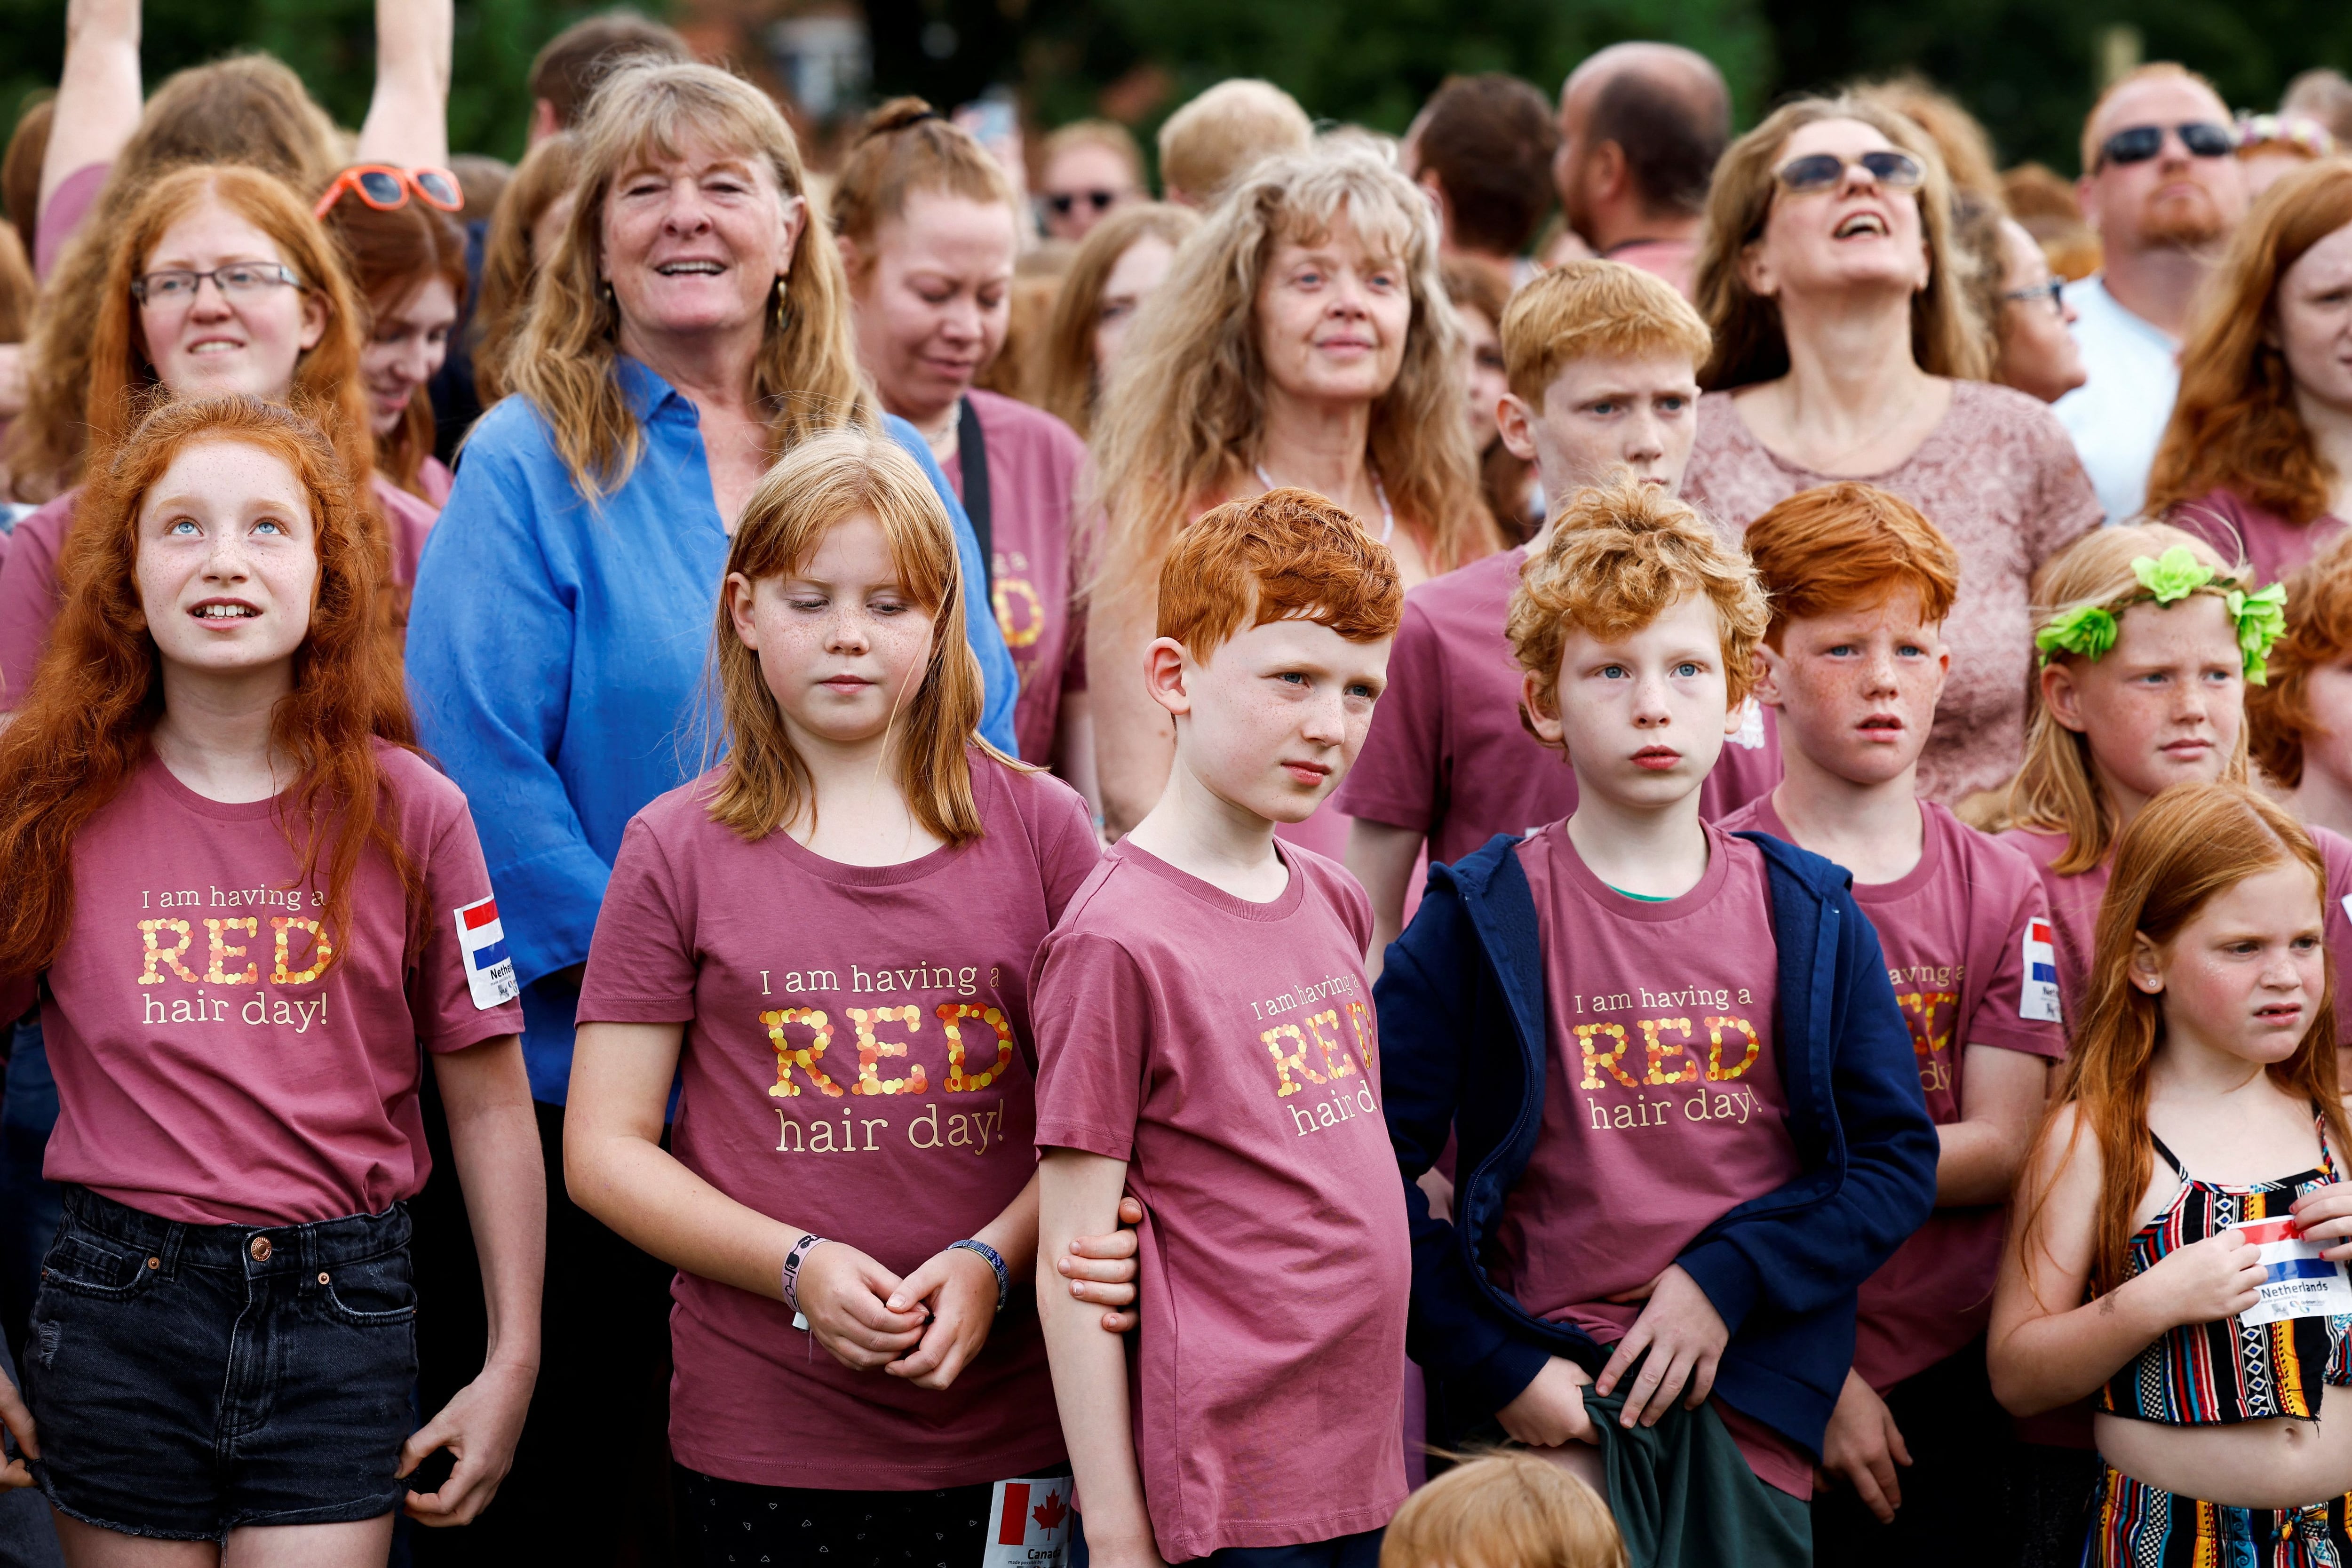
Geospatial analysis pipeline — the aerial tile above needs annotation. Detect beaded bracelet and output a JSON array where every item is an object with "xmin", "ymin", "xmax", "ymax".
[
  {"xmin": 782, "ymin": 1233, "xmax": 828, "ymax": 1330},
  {"xmin": 949, "ymin": 1238, "xmax": 1010, "ymax": 1315}
]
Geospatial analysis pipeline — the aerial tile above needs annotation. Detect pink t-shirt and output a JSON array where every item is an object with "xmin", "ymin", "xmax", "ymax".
[
  {"xmin": 1031, "ymin": 840, "xmax": 1410, "ymax": 1559},
  {"xmin": 946, "ymin": 390, "xmax": 1088, "ymax": 766},
  {"xmin": 2004, "ymin": 823, "xmax": 2352, "ymax": 1050},
  {"xmin": 1331, "ymin": 546, "xmax": 1782, "ymax": 866},
  {"xmin": 2171, "ymin": 487, "xmax": 2349, "ymax": 590},
  {"xmin": 419, "ymin": 455, "xmax": 455, "ymax": 510},
  {"xmin": 1685, "ymin": 382, "xmax": 2103, "ymax": 804},
  {"xmin": 1722, "ymin": 795, "xmax": 2065, "ymax": 1388},
  {"xmin": 577, "ymin": 753, "xmax": 1098, "ymax": 1490},
  {"xmin": 34, "ymin": 161, "xmax": 108, "ymax": 282},
  {"xmin": 1500, "ymin": 819, "xmax": 1811, "ymax": 1496},
  {"xmin": 0, "ymin": 476, "xmax": 435, "ymax": 709},
  {"xmin": 0, "ymin": 745, "xmax": 523, "ymax": 1226}
]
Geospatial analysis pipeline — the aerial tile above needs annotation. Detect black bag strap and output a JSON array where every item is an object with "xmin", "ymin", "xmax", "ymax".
[{"xmin": 957, "ymin": 395, "xmax": 992, "ymax": 592}]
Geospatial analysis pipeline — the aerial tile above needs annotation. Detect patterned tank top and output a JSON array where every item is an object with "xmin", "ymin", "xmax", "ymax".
[{"xmin": 2099, "ymin": 1118, "xmax": 2352, "ymax": 1425}]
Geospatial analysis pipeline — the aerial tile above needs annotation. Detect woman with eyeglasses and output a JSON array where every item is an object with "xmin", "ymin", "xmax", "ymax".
[
  {"xmin": 835, "ymin": 98, "xmax": 1095, "ymax": 776},
  {"xmin": 1685, "ymin": 95, "xmax": 2102, "ymax": 814},
  {"xmin": 2148, "ymin": 161, "xmax": 2352, "ymax": 588},
  {"xmin": 0, "ymin": 163, "xmax": 431, "ymax": 716},
  {"xmin": 1991, "ymin": 217, "xmax": 2086, "ymax": 404}
]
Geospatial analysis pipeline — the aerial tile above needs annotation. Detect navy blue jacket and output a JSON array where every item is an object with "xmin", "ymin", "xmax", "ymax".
[{"xmin": 1377, "ymin": 830, "xmax": 1939, "ymax": 1458}]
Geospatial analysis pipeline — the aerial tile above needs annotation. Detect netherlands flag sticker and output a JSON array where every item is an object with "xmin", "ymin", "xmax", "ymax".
[
  {"xmin": 2019, "ymin": 918, "xmax": 2063, "ymax": 1024},
  {"xmin": 453, "ymin": 895, "xmax": 521, "ymax": 1011},
  {"xmin": 2236, "ymin": 1213, "xmax": 2352, "ymax": 1326}
]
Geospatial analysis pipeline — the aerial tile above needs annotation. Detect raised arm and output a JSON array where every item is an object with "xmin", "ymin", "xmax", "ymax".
[
  {"xmin": 1987, "ymin": 1104, "xmax": 2262, "ymax": 1415},
  {"xmin": 356, "ymin": 0, "xmax": 451, "ymax": 170},
  {"xmin": 40, "ymin": 0, "xmax": 140, "ymax": 216}
]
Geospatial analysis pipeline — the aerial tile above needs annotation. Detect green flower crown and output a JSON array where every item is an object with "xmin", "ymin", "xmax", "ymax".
[{"xmin": 2031, "ymin": 546, "xmax": 2288, "ymax": 684}]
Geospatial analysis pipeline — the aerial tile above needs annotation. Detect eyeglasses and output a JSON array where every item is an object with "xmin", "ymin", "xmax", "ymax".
[
  {"xmin": 2003, "ymin": 277, "xmax": 2065, "ymax": 313},
  {"xmin": 313, "ymin": 164, "xmax": 463, "ymax": 221},
  {"xmin": 1044, "ymin": 189, "xmax": 1122, "ymax": 217},
  {"xmin": 2095, "ymin": 122, "xmax": 2234, "ymax": 169},
  {"xmin": 131, "ymin": 262, "xmax": 303, "ymax": 306},
  {"xmin": 1772, "ymin": 150, "xmax": 1925, "ymax": 194}
]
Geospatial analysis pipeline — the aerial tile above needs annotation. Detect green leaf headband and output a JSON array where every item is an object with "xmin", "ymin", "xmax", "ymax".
[{"xmin": 2033, "ymin": 547, "xmax": 2288, "ymax": 684}]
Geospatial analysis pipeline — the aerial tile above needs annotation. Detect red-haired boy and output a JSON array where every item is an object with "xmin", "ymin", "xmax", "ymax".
[
  {"xmin": 1033, "ymin": 492, "xmax": 1409, "ymax": 1568},
  {"xmin": 1378, "ymin": 478, "xmax": 1936, "ymax": 1566},
  {"xmin": 1716, "ymin": 483, "xmax": 2063, "ymax": 1565},
  {"xmin": 1338, "ymin": 259, "xmax": 1776, "ymax": 961}
]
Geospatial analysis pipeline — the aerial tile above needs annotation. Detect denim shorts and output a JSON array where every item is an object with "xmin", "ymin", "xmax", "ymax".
[{"xmin": 21, "ymin": 1185, "xmax": 417, "ymax": 1540}]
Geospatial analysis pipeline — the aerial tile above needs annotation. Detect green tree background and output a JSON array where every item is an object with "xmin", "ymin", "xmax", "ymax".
[{"xmin": 3, "ymin": 0, "xmax": 2351, "ymax": 175}]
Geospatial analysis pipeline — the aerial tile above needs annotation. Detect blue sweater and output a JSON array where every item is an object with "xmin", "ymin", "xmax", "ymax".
[
  {"xmin": 1376, "ymin": 831, "xmax": 1939, "ymax": 1457},
  {"xmin": 405, "ymin": 362, "xmax": 1018, "ymax": 1102}
]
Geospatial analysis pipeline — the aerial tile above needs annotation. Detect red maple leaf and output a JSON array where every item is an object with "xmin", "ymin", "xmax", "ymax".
[{"xmin": 1032, "ymin": 1490, "xmax": 1069, "ymax": 1533}]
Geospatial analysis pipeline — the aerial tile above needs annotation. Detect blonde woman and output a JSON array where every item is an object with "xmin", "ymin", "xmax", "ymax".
[
  {"xmin": 1034, "ymin": 201, "xmax": 1200, "ymax": 441},
  {"xmin": 1683, "ymin": 95, "xmax": 2103, "ymax": 809},
  {"xmin": 1087, "ymin": 138, "xmax": 1500, "ymax": 840},
  {"xmin": 401, "ymin": 60, "xmax": 1016, "ymax": 1562}
]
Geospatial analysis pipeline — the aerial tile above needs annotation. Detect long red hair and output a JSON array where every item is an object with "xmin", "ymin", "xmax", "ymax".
[
  {"xmin": 2024, "ymin": 782, "xmax": 2349, "ymax": 1297},
  {"xmin": 0, "ymin": 396, "xmax": 420, "ymax": 979},
  {"xmin": 2148, "ymin": 161, "xmax": 2352, "ymax": 528},
  {"xmin": 320, "ymin": 187, "xmax": 468, "ymax": 498}
]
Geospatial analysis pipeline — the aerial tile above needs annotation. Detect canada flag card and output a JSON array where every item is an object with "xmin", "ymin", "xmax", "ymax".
[{"xmin": 984, "ymin": 1474, "xmax": 1073, "ymax": 1567}]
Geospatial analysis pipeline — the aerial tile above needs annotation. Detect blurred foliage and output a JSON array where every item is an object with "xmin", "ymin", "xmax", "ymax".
[{"xmin": 2, "ymin": 0, "xmax": 2350, "ymax": 179}]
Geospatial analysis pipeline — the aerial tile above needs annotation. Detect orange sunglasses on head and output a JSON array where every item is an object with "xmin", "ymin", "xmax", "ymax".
[{"xmin": 314, "ymin": 164, "xmax": 463, "ymax": 221}]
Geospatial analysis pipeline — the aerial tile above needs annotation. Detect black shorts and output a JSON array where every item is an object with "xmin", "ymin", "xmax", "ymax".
[{"xmin": 22, "ymin": 1185, "xmax": 417, "ymax": 1541}]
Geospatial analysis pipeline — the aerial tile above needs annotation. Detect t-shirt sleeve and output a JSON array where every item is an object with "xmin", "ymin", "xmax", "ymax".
[
  {"xmin": 1329, "ymin": 597, "xmax": 1445, "ymax": 832},
  {"xmin": 1030, "ymin": 931, "xmax": 1153, "ymax": 1161},
  {"xmin": 1963, "ymin": 855, "xmax": 2068, "ymax": 1060},
  {"xmin": 577, "ymin": 815, "xmax": 699, "ymax": 1024},
  {"xmin": 413, "ymin": 798, "xmax": 530, "ymax": 1051},
  {"xmin": 1033, "ymin": 781, "xmax": 1104, "ymax": 923},
  {"xmin": 2026, "ymin": 406, "xmax": 2106, "ymax": 562}
]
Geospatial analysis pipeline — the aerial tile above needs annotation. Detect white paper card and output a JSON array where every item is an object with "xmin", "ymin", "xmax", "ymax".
[
  {"xmin": 982, "ymin": 1474, "xmax": 1073, "ymax": 1567},
  {"xmin": 2019, "ymin": 918, "xmax": 2063, "ymax": 1024},
  {"xmin": 2235, "ymin": 1215, "xmax": 2352, "ymax": 1327},
  {"xmin": 452, "ymin": 895, "xmax": 520, "ymax": 1011}
]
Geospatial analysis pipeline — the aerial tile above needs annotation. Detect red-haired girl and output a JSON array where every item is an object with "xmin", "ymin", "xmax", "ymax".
[
  {"xmin": 563, "ymin": 428, "xmax": 1136, "ymax": 1566},
  {"xmin": 0, "ymin": 395, "xmax": 541, "ymax": 1563},
  {"xmin": 1991, "ymin": 782, "xmax": 2352, "ymax": 1565}
]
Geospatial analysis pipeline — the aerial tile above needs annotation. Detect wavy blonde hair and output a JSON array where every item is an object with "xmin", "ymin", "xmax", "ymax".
[
  {"xmin": 2005, "ymin": 524, "xmax": 2248, "ymax": 872},
  {"xmin": 1089, "ymin": 137, "xmax": 1498, "ymax": 616},
  {"xmin": 1694, "ymin": 95, "xmax": 1989, "ymax": 391},
  {"xmin": 1036, "ymin": 201, "xmax": 1200, "ymax": 439},
  {"xmin": 507, "ymin": 60, "xmax": 873, "ymax": 501},
  {"xmin": 706, "ymin": 429, "xmax": 1006, "ymax": 846}
]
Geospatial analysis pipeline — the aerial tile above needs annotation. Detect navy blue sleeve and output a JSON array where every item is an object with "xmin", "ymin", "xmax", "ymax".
[
  {"xmin": 882, "ymin": 415, "xmax": 1018, "ymax": 755},
  {"xmin": 1378, "ymin": 872, "xmax": 1557, "ymax": 1414},
  {"xmin": 1674, "ymin": 885, "xmax": 1940, "ymax": 1333}
]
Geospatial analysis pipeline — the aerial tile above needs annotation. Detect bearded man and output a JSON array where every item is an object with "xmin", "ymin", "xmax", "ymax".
[{"xmin": 2056, "ymin": 63, "xmax": 2250, "ymax": 520}]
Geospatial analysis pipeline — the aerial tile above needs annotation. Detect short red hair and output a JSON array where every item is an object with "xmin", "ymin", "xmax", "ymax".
[
  {"xmin": 1155, "ymin": 487, "xmax": 1404, "ymax": 657},
  {"xmin": 1742, "ymin": 481, "xmax": 1960, "ymax": 648}
]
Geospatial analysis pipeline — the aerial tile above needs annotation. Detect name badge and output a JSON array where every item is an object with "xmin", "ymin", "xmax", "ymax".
[
  {"xmin": 2019, "ymin": 919, "xmax": 2062, "ymax": 1024},
  {"xmin": 2236, "ymin": 1215, "xmax": 2352, "ymax": 1326},
  {"xmin": 983, "ymin": 1474, "xmax": 1073, "ymax": 1567},
  {"xmin": 453, "ymin": 896, "xmax": 521, "ymax": 1011}
]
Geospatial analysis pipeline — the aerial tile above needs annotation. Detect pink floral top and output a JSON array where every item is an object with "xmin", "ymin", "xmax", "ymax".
[{"xmin": 1684, "ymin": 380, "xmax": 2103, "ymax": 804}]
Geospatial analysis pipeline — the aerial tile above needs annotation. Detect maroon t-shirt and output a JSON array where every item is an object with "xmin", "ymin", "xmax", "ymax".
[
  {"xmin": 576, "ymin": 753, "xmax": 1101, "ymax": 1490},
  {"xmin": 1330, "ymin": 546, "xmax": 1782, "ymax": 867},
  {"xmin": 1031, "ymin": 840, "xmax": 1409, "ymax": 1559},
  {"xmin": 1501, "ymin": 819, "xmax": 1812, "ymax": 1495},
  {"xmin": 0, "ymin": 477, "xmax": 436, "ymax": 710},
  {"xmin": 2171, "ymin": 487, "xmax": 2350, "ymax": 591},
  {"xmin": 0, "ymin": 745, "xmax": 523, "ymax": 1226},
  {"xmin": 2005, "ymin": 823, "xmax": 2352, "ymax": 1051},
  {"xmin": 1723, "ymin": 796, "xmax": 2065, "ymax": 1388},
  {"xmin": 34, "ymin": 160, "xmax": 107, "ymax": 282},
  {"xmin": 946, "ymin": 390, "xmax": 1088, "ymax": 766}
]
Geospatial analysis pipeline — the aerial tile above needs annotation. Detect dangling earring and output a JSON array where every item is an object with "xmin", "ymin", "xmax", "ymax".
[{"xmin": 771, "ymin": 275, "xmax": 789, "ymax": 331}]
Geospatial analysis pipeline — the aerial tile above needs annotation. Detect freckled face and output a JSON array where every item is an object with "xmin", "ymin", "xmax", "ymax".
[
  {"xmin": 1168, "ymin": 617, "xmax": 1391, "ymax": 824},
  {"xmin": 725, "ymin": 512, "xmax": 938, "ymax": 752},
  {"xmin": 2135, "ymin": 860, "xmax": 2327, "ymax": 1067},
  {"xmin": 1527, "ymin": 590, "xmax": 1740, "ymax": 809},
  {"xmin": 135, "ymin": 438, "xmax": 319, "ymax": 681}
]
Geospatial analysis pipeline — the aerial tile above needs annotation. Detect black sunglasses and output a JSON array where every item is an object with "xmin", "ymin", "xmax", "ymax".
[
  {"xmin": 1045, "ymin": 189, "xmax": 1121, "ymax": 216},
  {"xmin": 1773, "ymin": 150, "xmax": 1925, "ymax": 194},
  {"xmin": 2096, "ymin": 121, "xmax": 2234, "ymax": 169}
]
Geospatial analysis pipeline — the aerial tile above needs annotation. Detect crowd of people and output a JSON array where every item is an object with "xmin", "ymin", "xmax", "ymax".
[{"xmin": 6, "ymin": 3, "xmax": 2352, "ymax": 1567}]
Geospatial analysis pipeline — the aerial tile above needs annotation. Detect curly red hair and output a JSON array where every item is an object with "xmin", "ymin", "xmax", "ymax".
[
  {"xmin": 2250, "ymin": 530, "xmax": 2352, "ymax": 787},
  {"xmin": 1155, "ymin": 486, "xmax": 1404, "ymax": 657},
  {"xmin": 0, "ymin": 395, "xmax": 420, "ymax": 979}
]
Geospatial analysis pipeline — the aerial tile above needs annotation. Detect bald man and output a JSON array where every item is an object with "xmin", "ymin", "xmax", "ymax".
[
  {"xmin": 1552, "ymin": 43, "xmax": 1731, "ymax": 298},
  {"xmin": 2055, "ymin": 63, "xmax": 2249, "ymax": 521}
]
